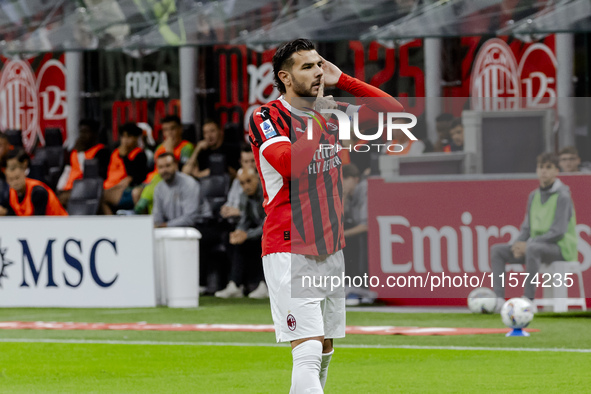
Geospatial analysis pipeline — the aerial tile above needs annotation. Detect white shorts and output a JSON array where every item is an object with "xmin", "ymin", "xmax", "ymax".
[{"xmin": 262, "ymin": 251, "xmax": 346, "ymax": 343}]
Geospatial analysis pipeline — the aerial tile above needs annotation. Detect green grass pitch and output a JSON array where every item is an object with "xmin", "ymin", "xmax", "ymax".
[{"xmin": 0, "ymin": 298, "xmax": 590, "ymax": 393}]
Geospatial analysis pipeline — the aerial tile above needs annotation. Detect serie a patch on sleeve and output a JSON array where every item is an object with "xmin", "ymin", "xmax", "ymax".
[{"xmin": 260, "ymin": 119, "xmax": 277, "ymax": 138}]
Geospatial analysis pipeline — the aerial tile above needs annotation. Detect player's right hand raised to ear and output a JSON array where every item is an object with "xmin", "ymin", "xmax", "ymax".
[{"xmin": 314, "ymin": 76, "xmax": 337, "ymax": 123}]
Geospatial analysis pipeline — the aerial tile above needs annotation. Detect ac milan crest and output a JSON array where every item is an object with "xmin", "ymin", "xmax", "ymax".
[{"xmin": 286, "ymin": 314, "xmax": 296, "ymax": 331}]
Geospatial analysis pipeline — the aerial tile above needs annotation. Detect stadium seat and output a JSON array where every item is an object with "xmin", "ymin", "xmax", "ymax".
[
  {"xmin": 223, "ymin": 122, "xmax": 243, "ymax": 150},
  {"xmin": 182, "ymin": 124, "xmax": 197, "ymax": 144},
  {"xmin": 28, "ymin": 157, "xmax": 46, "ymax": 183},
  {"xmin": 533, "ymin": 261, "xmax": 587, "ymax": 313},
  {"xmin": 44, "ymin": 128, "xmax": 63, "ymax": 147},
  {"xmin": 83, "ymin": 159, "xmax": 100, "ymax": 179},
  {"xmin": 208, "ymin": 153, "xmax": 227, "ymax": 176},
  {"xmin": 5, "ymin": 129, "xmax": 23, "ymax": 148},
  {"xmin": 200, "ymin": 174, "xmax": 230, "ymax": 219},
  {"xmin": 0, "ymin": 179, "xmax": 8, "ymax": 206},
  {"xmin": 67, "ymin": 178, "xmax": 103, "ymax": 215},
  {"xmin": 30, "ymin": 130, "xmax": 66, "ymax": 190},
  {"xmin": 45, "ymin": 147, "xmax": 66, "ymax": 189}
]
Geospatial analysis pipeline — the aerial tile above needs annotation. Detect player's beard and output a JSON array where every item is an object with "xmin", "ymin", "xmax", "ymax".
[{"xmin": 292, "ymin": 75, "xmax": 316, "ymax": 97}]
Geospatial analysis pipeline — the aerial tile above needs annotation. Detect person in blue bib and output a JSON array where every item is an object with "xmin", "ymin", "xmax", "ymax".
[{"xmin": 490, "ymin": 153, "xmax": 578, "ymax": 310}]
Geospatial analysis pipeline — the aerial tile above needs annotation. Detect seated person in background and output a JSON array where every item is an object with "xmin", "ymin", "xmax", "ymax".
[
  {"xmin": 0, "ymin": 176, "xmax": 7, "ymax": 212},
  {"xmin": 490, "ymin": 153, "xmax": 577, "ymax": 311},
  {"xmin": 444, "ymin": 118, "xmax": 464, "ymax": 152},
  {"xmin": 182, "ymin": 120, "xmax": 239, "ymax": 179},
  {"xmin": 343, "ymin": 164, "xmax": 368, "ymax": 239},
  {"xmin": 58, "ymin": 119, "xmax": 110, "ymax": 207},
  {"xmin": 340, "ymin": 131, "xmax": 371, "ymax": 177},
  {"xmin": 386, "ymin": 118, "xmax": 425, "ymax": 155},
  {"xmin": 1, "ymin": 149, "xmax": 67, "ymax": 216},
  {"xmin": 135, "ymin": 115, "xmax": 194, "ymax": 214},
  {"xmin": 0, "ymin": 131, "xmax": 12, "ymax": 170},
  {"xmin": 342, "ymin": 164, "xmax": 375, "ymax": 305},
  {"xmin": 102, "ymin": 123, "xmax": 148, "ymax": 215},
  {"xmin": 558, "ymin": 146, "xmax": 591, "ymax": 173},
  {"xmin": 152, "ymin": 152, "xmax": 202, "ymax": 228},
  {"xmin": 136, "ymin": 122, "xmax": 157, "ymax": 169},
  {"xmin": 433, "ymin": 113, "xmax": 454, "ymax": 152},
  {"xmin": 215, "ymin": 168, "xmax": 267, "ymax": 299},
  {"xmin": 0, "ymin": 132, "xmax": 12, "ymax": 208},
  {"xmin": 220, "ymin": 144, "xmax": 256, "ymax": 220}
]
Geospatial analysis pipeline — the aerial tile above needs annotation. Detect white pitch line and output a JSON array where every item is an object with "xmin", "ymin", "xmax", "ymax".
[
  {"xmin": 98, "ymin": 309, "xmax": 164, "ymax": 315},
  {"xmin": 0, "ymin": 313, "xmax": 73, "ymax": 320},
  {"xmin": 0, "ymin": 338, "xmax": 590, "ymax": 353}
]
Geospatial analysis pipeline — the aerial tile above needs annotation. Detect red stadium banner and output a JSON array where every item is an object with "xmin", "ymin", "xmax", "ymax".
[
  {"xmin": 211, "ymin": 40, "xmax": 425, "ymax": 136},
  {"xmin": 443, "ymin": 35, "xmax": 557, "ymax": 116},
  {"xmin": 367, "ymin": 174, "xmax": 591, "ymax": 306},
  {"xmin": 0, "ymin": 53, "xmax": 67, "ymax": 152},
  {"xmin": 98, "ymin": 49, "xmax": 181, "ymax": 143},
  {"xmin": 213, "ymin": 44, "xmax": 278, "ymax": 133}
]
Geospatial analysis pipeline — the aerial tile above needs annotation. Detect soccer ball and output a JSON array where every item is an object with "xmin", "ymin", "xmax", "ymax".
[
  {"xmin": 500, "ymin": 298, "xmax": 534, "ymax": 329},
  {"xmin": 467, "ymin": 287, "xmax": 497, "ymax": 314}
]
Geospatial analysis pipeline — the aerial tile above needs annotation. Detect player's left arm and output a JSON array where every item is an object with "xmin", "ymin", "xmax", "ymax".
[{"xmin": 321, "ymin": 57, "xmax": 404, "ymax": 121}]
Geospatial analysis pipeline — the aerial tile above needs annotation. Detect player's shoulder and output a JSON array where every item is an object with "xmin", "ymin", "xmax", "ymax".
[
  {"xmin": 250, "ymin": 100, "xmax": 285, "ymax": 122},
  {"xmin": 249, "ymin": 100, "xmax": 290, "ymax": 146}
]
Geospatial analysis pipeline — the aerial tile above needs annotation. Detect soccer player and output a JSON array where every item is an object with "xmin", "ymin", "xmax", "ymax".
[{"xmin": 248, "ymin": 38, "xmax": 403, "ymax": 393}]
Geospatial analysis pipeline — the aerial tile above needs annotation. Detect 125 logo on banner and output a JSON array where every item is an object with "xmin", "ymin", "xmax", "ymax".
[
  {"xmin": 471, "ymin": 38, "xmax": 557, "ymax": 111},
  {"xmin": 0, "ymin": 58, "xmax": 67, "ymax": 152}
]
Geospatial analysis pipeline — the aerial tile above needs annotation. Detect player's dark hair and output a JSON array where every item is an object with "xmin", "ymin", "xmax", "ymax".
[
  {"xmin": 436, "ymin": 113, "xmax": 454, "ymax": 123},
  {"xmin": 7, "ymin": 148, "xmax": 29, "ymax": 165},
  {"xmin": 156, "ymin": 151, "xmax": 177, "ymax": 163},
  {"xmin": 537, "ymin": 152, "xmax": 559, "ymax": 168},
  {"xmin": 273, "ymin": 38, "xmax": 316, "ymax": 94},
  {"xmin": 162, "ymin": 114, "xmax": 181, "ymax": 126},
  {"xmin": 119, "ymin": 122, "xmax": 143, "ymax": 138},
  {"xmin": 342, "ymin": 163, "xmax": 360, "ymax": 179},
  {"xmin": 79, "ymin": 119, "xmax": 99, "ymax": 134},
  {"xmin": 449, "ymin": 118, "xmax": 463, "ymax": 130},
  {"xmin": 558, "ymin": 146, "xmax": 579, "ymax": 157}
]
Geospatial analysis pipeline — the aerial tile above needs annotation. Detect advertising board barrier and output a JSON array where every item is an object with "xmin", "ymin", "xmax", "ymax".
[
  {"xmin": 367, "ymin": 174, "xmax": 591, "ymax": 306},
  {"xmin": 0, "ymin": 216, "xmax": 156, "ymax": 307}
]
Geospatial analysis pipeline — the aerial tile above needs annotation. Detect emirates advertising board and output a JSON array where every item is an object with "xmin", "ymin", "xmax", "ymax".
[{"xmin": 367, "ymin": 176, "xmax": 591, "ymax": 306}]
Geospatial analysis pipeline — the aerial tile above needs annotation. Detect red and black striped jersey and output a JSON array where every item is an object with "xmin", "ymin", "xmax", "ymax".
[{"xmin": 248, "ymin": 73, "xmax": 404, "ymax": 257}]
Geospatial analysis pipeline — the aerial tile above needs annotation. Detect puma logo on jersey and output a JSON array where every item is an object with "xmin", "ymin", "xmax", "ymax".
[{"xmin": 256, "ymin": 108, "xmax": 269, "ymax": 117}]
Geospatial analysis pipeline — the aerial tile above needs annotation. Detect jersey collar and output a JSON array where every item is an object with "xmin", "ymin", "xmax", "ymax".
[{"xmin": 279, "ymin": 95, "xmax": 314, "ymax": 118}]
